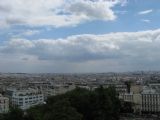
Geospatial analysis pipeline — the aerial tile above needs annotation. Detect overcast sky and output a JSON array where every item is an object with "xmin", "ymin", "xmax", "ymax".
[{"xmin": 0, "ymin": 0, "xmax": 160, "ymax": 73}]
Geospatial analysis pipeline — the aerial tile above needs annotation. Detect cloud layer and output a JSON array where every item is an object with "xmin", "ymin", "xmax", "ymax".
[
  {"xmin": 1, "ymin": 29, "xmax": 160, "ymax": 62},
  {"xmin": 1, "ymin": 29, "xmax": 160, "ymax": 72},
  {"xmin": 0, "ymin": 0, "xmax": 120, "ymax": 28}
]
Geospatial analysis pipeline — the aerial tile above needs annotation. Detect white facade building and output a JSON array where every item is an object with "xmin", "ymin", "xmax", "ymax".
[
  {"xmin": 0, "ymin": 94, "xmax": 9, "ymax": 113},
  {"xmin": 7, "ymin": 88, "xmax": 44, "ymax": 110}
]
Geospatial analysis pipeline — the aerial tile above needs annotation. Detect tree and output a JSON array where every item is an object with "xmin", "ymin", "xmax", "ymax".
[
  {"xmin": 4, "ymin": 107, "xmax": 24, "ymax": 120},
  {"xmin": 43, "ymin": 99, "xmax": 82, "ymax": 120},
  {"xmin": 120, "ymin": 101, "xmax": 134, "ymax": 113},
  {"xmin": 1, "ymin": 87, "xmax": 121, "ymax": 120},
  {"xmin": 125, "ymin": 81, "xmax": 131, "ymax": 93}
]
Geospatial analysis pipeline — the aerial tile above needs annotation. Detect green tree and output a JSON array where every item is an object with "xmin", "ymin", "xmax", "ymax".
[
  {"xmin": 5, "ymin": 107, "xmax": 24, "ymax": 120},
  {"xmin": 1, "ymin": 87, "xmax": 121, "ymax": 120},
  {"xmin": 43, "ymin": 99, "xmax": 82, "ymax": 120}
]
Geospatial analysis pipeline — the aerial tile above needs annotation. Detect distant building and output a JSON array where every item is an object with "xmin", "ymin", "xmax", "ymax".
[
  {"xmin": 0, "ymin": 94, "xmax": 9, "ymax": 113},
  {"xmin": 103, "ymin": 83, "xmax": 127, "ymax": 94},
  {"xmin": 44, "ymin": 84, "xmax": 76, "ymax": 98},
  {"xmin": 29, "ymin": 82, "xmax": 76, "ymax": 99}
]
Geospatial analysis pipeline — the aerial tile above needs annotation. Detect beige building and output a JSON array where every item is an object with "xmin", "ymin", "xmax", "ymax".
[
  {"xmin": 119, "ymin": 84, "xmax": 143, "ymax": 113},
  {"xmin": 130, "ymin": 84, "xmax": 143, "ymax": 94},
  {"xmin": 119, "ymin": 92, "xmax": 142, "ymax": 113},
  {"xmin": 0, "ymin": 94, "xmax": 9, "ymax": 113}
]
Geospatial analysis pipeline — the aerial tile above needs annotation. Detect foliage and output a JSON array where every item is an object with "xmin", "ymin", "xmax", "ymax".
[
  {"xmin": 2, "ymin": 107, "xmax": 24, "ymax": 120},
  {"xmin": 120, "ymin": 101, "xmax": 134, "ymax": 113},
  {"xmin": 1, "ymin": 86, "xmax": 121, "ymax": 120}
]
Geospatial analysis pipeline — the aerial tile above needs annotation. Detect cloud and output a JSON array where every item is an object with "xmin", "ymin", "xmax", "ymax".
[
  {"xmin": 12, "ymin": 30, "xmax": 41, "ymax": 38},
  {"xmin": 0, "ymin": 0, "xmax": 122, "ymax": 28},
  {"xmin": 115, "ymin": 10, "xmax": 128, "ymax": 15},
  {"xmin": 138, "ymin": 9, "xmax": 153, "ymax": 15},
  {"xmin": 22, "ymin": 30, "xmax": 40, "ymax": 36},
  {"xmin": 1, "ymin": 29, "xmax": 160, "ymax": 63},
  {"xmin": 119, "ymin": 0, "xmax": 128, "ymax": 6},
  {"xmin": 141, "ymin": 19, "xmax": 150, "ymax": 23},
  {"xmin": 1, "ymin": 29, "xmax": 160, "ymax": 72}
]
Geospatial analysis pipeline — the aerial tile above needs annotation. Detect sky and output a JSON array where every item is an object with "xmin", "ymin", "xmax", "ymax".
[{"xmin": 0, "ymin": 0, "xmax": 160, "ymax": 73}]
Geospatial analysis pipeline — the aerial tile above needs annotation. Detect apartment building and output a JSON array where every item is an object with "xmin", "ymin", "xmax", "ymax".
[
  {"xmin": 141, "ymin": 87, "xmax": 160, "ymax": 113},
  {"xmin": 0, "ymin": 94, "xmax": 9, "ymax": 113},
  {"xmin": 6, "ymin": 88, "xmax": 44, "ymax": 110}
]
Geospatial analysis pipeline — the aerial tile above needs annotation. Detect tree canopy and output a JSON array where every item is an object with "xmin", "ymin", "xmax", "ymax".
[{"xmin": 0, "ymin": 86, "xmax": 121, "ymax": 120}]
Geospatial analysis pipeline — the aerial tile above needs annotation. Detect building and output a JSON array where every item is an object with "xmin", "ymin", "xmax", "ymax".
[
  {"xmin": 119, "ymin": 92, "xmax": 133, "ymax": 102},
  {"xmin": 103, "ymin": 83, "xmax": 127, "ymax": 94},
  {"xmin": 29, "ymin": 82, "xmax": 76, "ymax": 99},
  {"xmin": 119, "ymin": 84, "xmax": 143, "ymax": 114},
  {"xmin": 6, "ymin": 88, "xmax": 44, "ymax": 110},
  {"xmin": 0, "ymin": 94, "xmax": 9, "ymax": 113},
  {"xmin": 119, "ymin": 92, "xmax": 142, "ymax": 113},
  {"xmin": 45, "ymin": 84, "xmax": 76, "ymax": 97},
  {"xmin": 130, "ymin": 84, "xmax": 142, "ymax": 94},
  {"xmin": 141, "ymin": 86, "xmax": 160, "ymax": 113}
]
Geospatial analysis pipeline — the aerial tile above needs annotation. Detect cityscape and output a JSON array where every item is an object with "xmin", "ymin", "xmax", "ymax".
[
  {"xmin": 1, "ymin": 71, "xmax": 160, "ymax": 119},
  {"xmin": 0, "ymin": 0, "xmax": 160, "ymax": 120}
]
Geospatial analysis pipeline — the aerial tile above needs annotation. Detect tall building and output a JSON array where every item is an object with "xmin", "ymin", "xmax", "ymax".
[{"xmin": 0, "ymin": 94, "xmax": 9, "ymax": 113}]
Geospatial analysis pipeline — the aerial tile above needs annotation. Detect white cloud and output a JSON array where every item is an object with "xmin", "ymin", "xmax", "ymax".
[
  {"xmin": 1, "ymin": 29, "xmax": 160, "ymax": 72},
  {"xmin": 141, "ymin": 19, "xmax": 150, "ymax": 23},
  {"xmin": 138, "ymin": 9, "xmax": 153, "ymax": 15},
  {"xmin": 115, "ymin": 10, "xmax": 127, "ymax": 15},
  {"xmin": 21, "ymin": 30, "xmax": 40, "ymax": 36},
  {"xmin": 12, "ymin": 30, "xmax": 41, "ymax": 38},
  {"xmin": 119, "ymin": 0, "xmax": 128, "ymax": 6},
  {"xmin": 0, "ymin": 0, "xmax": 122, "ymax": 28},
  {"xmin": 1, "ymin": 29, "xmax": 160, "ymax": 62}
]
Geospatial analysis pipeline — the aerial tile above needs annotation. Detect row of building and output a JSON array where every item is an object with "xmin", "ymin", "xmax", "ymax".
[
  {"xmin": 0, "ymin": 82, "xmax": 78, "ymax": 113},
  {"xmin": 2, "ymin": 81, "xmax": 160, "ymax": 114},
  {"xmin": 0, "ymin": 88, "xmax": 44, "ymax": 113},
  {"xmin": 119, "ymin": 84, "xmax": 160, "ymax": 114}
]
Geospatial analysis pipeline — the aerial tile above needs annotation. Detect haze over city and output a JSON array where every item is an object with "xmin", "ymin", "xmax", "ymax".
[{"xmin": 0, "ymin": 0, "xmax": 160, "ymax": 73}]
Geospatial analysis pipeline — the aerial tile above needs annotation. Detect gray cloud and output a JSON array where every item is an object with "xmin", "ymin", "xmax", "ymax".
[
  {"xmin": 1, "ymin": 29, "xmax": 160, "ymax": 62},
  {"xmin": 0, "ymin": 5, "xmax": 11, "ymax": 13},
  {"xmin": 68, "ymin": 0, "xmax": 116, "ymax": 21},
  {"xmin": 1, "ymin": 29, "xmax": 160, "ymax": 72}
]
